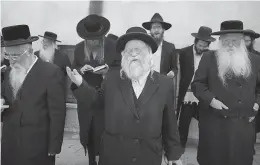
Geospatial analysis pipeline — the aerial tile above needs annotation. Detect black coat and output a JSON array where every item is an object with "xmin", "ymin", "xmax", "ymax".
[
  {"xmin": 72, "ymin": 70, "xmax": 183, "ymax": 165},
  {"xmin": 1, "ymin": 58, "xmax": 10, "ymax": 83},
  {"xmin": 191, "ymin": 51, "xmax": 260, "ymax": 165},
  {"xmin": 1, "ymin": 59, "xmax": 66, "ymax": 165},
  {"xmin": 160, "ymin": 41, "xmax": 178, "ymax": 76}
]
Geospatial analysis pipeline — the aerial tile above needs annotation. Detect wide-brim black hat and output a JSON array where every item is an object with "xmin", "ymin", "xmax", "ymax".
[
  {"xmin": 191, "ymin": 26, "xmax": 216, "ymax": 42},
  {"xmin": 39, "ymin": 31, "xmax": 61, "ymax": 42},
  {"xmin": 142, "ymin": 13, "xmax": 172, "ymax": 30},
  {"xmin": 77, "ymin": 14, "xmax": 110, "ymax": 40},
  {"xmin": 116, "ymin": 27, "xmax": 158, "ymax": 53},
  {"xmin": 244, "ymin": 29, "xmax": 260, "ymax": 39},
  {"xmin": 211, "ymin": 20, "xmax": 246, "ymax": 35},
  {"xmin": 2, "ymin": 24, "xmax": 39, "ymax": 47}
]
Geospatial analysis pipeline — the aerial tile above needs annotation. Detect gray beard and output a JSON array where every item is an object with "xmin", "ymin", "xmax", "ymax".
[
  {"xmin": 39, "ymin": 48, "xmax": 55, "ymax": 63},
  {"xmin": 9, "ymin": 65, "xmax": 27, "ymax": 98}
]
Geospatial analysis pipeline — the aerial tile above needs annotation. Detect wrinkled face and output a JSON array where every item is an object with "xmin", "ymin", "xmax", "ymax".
[
  {"xmin": 150, "ymin": 23, "xmax": 164, "ymax": 42},
  {"xmin": 220, "ymin": 33, "xmax": 243, "ymax": 52},
  {"xmin": 42, "ymin": 38, "xmax": 55, "ymax": 50},
  {"xmin": 5, "ymin": 45, "xmax": 31, "ymax": 67},
  {"xmin": 194, "ymin": 40, "xmax": 209, "ymax": 55},
  {"xmin": 121, "ymin": 40, "xmax": 152, "ymax": 80}
]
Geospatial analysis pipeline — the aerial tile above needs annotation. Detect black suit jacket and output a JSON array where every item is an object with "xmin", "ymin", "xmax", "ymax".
[
  {"xmin": 72, "ymin": 70, "xmax": 183, "ymax": 165},
  {"xmin": 177, "ymin": 45, "xmax": 195, "ymax": 109},
  {"xmin": 1, "ymin": 59, "xmax": 66, "ymax": 165},
  {"xmin": 160, "ymin": 40, "xmax": 178, "ymax": 76}
]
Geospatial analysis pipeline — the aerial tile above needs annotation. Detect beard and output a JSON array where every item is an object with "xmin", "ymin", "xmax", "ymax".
[
  {"xmin": 246, "ymin": 43, "xmax": 254, "ymax": 52},
  {"xmin": 39, "ymin": 45, "xmax": 55, "ymax": 62},
  {"xmin": 84, "ymin": 41, "xmax": 104, "ymax": 64},
  {"xmin": 216, "ymin": 40, "xmax": 251, "ymax": 86},
  {"xmin": 9, "ymin": 63, "xmax": 27, "ymax": 98},
  {"xmin": 121, "ymin": 54, "xmax": 151, "ymax": 81},
  {"xmin": 151, "ymin": 32, "xmax": 164, "ymax": 45}
]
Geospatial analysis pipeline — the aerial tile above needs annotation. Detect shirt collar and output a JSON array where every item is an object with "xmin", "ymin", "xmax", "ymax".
[
  {"xmin": 132, "ymin": 70, "xmax": 150, "ymax": 85},
  {"xmin": 26, "ymin": 55, "xmax": 38, "ymax": 74}
]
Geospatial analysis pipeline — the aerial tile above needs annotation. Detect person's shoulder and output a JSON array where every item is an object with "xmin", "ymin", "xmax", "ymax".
[
  {"xmin": 154, "ymin": 71, "xmax": 172, "ymax": 87},
  {"xmin": 180, "ymin": 45, "xmax": 192, "ymax": 53},
  {"xmin": 38, "ymin": 58, "xmax": 61, "ymax": 74},
  {"xmin": 75, "ymin": 41, "xmax": 85, "ymax": 51}
]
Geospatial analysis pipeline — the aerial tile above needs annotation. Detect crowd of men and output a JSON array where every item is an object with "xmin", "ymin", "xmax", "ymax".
[{"xmin": 1, "ymin": 13, "xmax": 260, "ymax": 165}]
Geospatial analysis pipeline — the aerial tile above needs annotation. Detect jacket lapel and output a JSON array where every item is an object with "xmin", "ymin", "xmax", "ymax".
[
  {"xmin": 118, "ymin": 76, "xmax": 140, "ymax": 119},
  {"xmin": 3, "ymin": 68, "xmax": 14, "ymax": 103},
  {"xmin": 137, "ymin": 73, "xmax": 159, "ymax": 109},
  {"xmin": 160, "ymin": 41, "xmax": 166, "ymax": 73}
]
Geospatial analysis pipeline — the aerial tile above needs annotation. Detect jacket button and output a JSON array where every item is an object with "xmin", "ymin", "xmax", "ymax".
[{"xmin": 132, "ymin": 157, "xmax": 137, "ymax": 162}]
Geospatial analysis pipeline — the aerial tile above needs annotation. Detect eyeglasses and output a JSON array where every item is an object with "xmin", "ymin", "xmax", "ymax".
[
  {"xmin": 221, "ymin": 39, "xmax": 241, "ymax": 47},
  {"xmin": 4, "ymin": 49, "xmax": 29, "ymax": 61},
  {"xmin": 123, "ymin": 47, "xmax": 147, "ymax": 57}
]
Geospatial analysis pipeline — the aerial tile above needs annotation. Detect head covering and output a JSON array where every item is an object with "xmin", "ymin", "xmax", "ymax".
[
  {"xmin": 116, "ymin": 27, "xmax": 158, "ymax": 53},
  {"xmin": 244, "ymin": 29, "xmax": 260, "ymax": 40},
  {"xmin": 211, "ymin": 20, "xmax": 245, "ymax": 35},
  {"xmin": 77, "ymin": 14, "xmax": 110, "ymax": 40},
  {"xmin": 142, "ymin": 13, "xmax": 172, "ymax": 30},
  {"xmin": 191, "ymin": 26, "xmax": 216, "ymax": 42},
  {"xmin": 2, "ymin": 24, "xmax": 38, "ymax": 47},
  {"xmin": 39, "ymin": 31, "xmax": 61, "ymax": 42}
]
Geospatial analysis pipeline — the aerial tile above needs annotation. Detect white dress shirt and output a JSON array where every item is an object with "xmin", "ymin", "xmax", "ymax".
[
  {"xmin": 151, "ymin": 42, "xmax": 162, "ymax": 72},
  {"xmin": 26, "ymin": 55, "xmax": 38, "ymax": 75},
  {"xmin": 131, "ymin": 71, "xmax": 150, "ymax": 99},
  {"xmin": 183, "ymin": 46, "xmax": 202, "ymax": 103}
]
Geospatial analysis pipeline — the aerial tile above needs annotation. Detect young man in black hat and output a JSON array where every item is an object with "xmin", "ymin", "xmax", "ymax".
[
  {"xmin": 142, "ymin": 13, "xmax": 178, "ymax": 78},
  {"xmin": 177, "ymin": 26, "xmax": 215, "ymax": 148},
  {"xmin": 72, "ymin": 14, "xmax": 119, "ymax": 165},
  {"xmin": 67, "ymin": 26, "xmax": 183, "ymax": 165},
  {"xmin": 35, "ymin": 31, "xmax": 71, "ymax": 77},
  {"xmin": 1, "ymin": 25, "xmax": 66, "ymax": 165},
  {"xmin": 191, "ymin": 20, "xmax": 260, "ymax": 165},
  {"xmin": 244, "ymin": 29, "xmax": 260, "ymax": 56}
]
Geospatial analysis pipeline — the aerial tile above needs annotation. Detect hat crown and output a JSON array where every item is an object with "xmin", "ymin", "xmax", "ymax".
[
  {"xmin": 220, "ymin": 20, "xmax": 243, "ymax": 31},
  {"xmin": 2, "ymin": 25, "xmax": 31, "ymax": 41},
  {"xmin": 126, "ymin": 27, "xmax": 147, "ymax": 34},
  {"xmin": 107, "ymin": 34, "xmax": 118, "ymax": 41},
  {"xmin": 197, "ymin": 26, "xmax": 213, "ymax": 38},
  {"xmin": 83, "ymin": 14, "xmax": 104, "ymax": 33},
  {"xmin": 150, "ymin": 13, "xmax": 164, "ymax": 22},
  {"xmin": 44, "ymin": 31, "xmax": 58, "ymax": 40}
]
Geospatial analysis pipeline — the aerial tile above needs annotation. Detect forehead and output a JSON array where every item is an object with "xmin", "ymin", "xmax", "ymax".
[
  {"xmin": 43, "ymin": 38, "xmax": 54, "ymax": 43},
  {"xmin": 244, "ymin": 35, "xmax": 252, "ymax": 40},
  {"xmin": 125, "ymin": 40, "xmax": 147, "ymax": 49},
  {"xmin": 5, "ymin": 45, "xmax": 24, "ymax": 53},
  {"xmin": 196, "ymin": 40, "xmax": 209, "ymax": 46},
  {"xmin": 151, "ymin": 22, "xmax": 163, "ymax": 28},
  {"xmin": 220, "ymin": 33, "xmax": 243, "ymax": 40}
]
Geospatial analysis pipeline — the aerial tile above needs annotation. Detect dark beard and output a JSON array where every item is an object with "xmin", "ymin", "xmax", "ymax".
[
  {"xmin": 151, "ymin": 33, "xmax": 164, "ymax": 45},
  {"xmin": 246, "ymin": 43, "xmax": 254, "ymax": 53}
]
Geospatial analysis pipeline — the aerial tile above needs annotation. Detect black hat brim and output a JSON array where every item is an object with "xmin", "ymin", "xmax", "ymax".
[
  {"xmin": 116, "ymin": 32, "xmax": 158, "ymax": 54},
  {"xmin": 77, "ymin": 16, "xmax": 110, "ymax": 40},
  {"xmin": 142, "ymin": 21, "xmax": 172, "ymax": 30},
  {"xmin": 211, "ymin": 30, "xmax": 246, "ymax": 35},
  {"xmin": 2, "ymin": 36, "xmax": 39, "ymax": 47},
  {"xmin": 191, "ymin": 33, "xmax": 216, "ymax": 42},
  {"xmin": 244, "ymin": 31, "xmax": 260, "ymax": 39},
  {"xmin": 38, "ymin": 35, "xmax": 61, "ymax": 42}
]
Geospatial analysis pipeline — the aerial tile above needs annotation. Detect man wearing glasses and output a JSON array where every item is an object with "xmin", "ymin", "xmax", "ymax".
[
  {"xmin": 191, "ymin": 20, "xmax": 260, "ymax": 165},
  {"xmin": 1, "ymin": 25, "xmax": 66, "ymax": 165}
]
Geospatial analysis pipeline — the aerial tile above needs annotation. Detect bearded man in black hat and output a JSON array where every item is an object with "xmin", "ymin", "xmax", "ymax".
[
  {"xmin": 67, "ymin": 26, "xmax": 183, "ymax": 165},
  {"xmin": 1, "ymin": 25, "xmax": 66, "ymax": 165},
  {"xmin": 1, "ymin": 35, "xmax": 10, "ymax": 83},
  {"xmin": 191, "ymin": 20, "xmax": 260, "ymax": 165},
  {"xmin": 142, "ymin": 13, "xmax": 178, "ymax": 78},
  {"xmin": 177, "ymin": 26, "xmax": 216, "ymax": 148},
  {"xmin": 244, "ymin": 29, "xmax": 260, "ymax": 56},
  {"xmin": 72, "ymin": 14, "xmax": 120, "ymax": 165}
]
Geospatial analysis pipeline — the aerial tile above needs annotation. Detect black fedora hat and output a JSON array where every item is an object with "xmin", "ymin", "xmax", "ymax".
[
  {"xmin": 77, "ymin": 14, "xmax": 110, "ymax": 40},
  {"xmin": 107, "ymin": 33, "xmax": 118, "ymax": 41},
  {"xmin": 211, "ymin": 20, "xmax": 245, "ymax": 35},
  {"xmin": 142, "ymin": 13, "xmax": 172, "ymax": 31},
  {"xmin": 39, "ymin": 31, "xmax": 61, "ymax": 42},
  {"xmin": 2, "ymin": 24, "xmax": 39, "ymax": 47},
  {"xmin": 244, "ymin": 29, "xmax": 260, "ymax": 39},
  {"xmin": 191, "ymin": 26, "xmax": 216, "ymax": 42},
  {"xmin": 116, "ymin": 27, "xmax": 158, "ymax": 53}
]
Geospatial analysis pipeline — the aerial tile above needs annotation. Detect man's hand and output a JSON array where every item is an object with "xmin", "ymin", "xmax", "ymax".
[
  {"xmin": 93, "ymin": 65, "xmax": 109, "ymax": 75},
  {"xmin": 66, "ymin": 67, "xmax": 83, "ymax": 87},
  {"xmin": 169, "ymin": 159, "xmax": 183, "ymax": 165},
  {"xmin": 249, "ymin": 103, "xmax": 259, "ymax": 122},
  {"xmin": 80, "ymin": 64, "xmax": 94, "ymax": 74},
  {"xmin": 210, "ymin": 98, "xmax": 229, "ymax": 110},
  {"xmin": 167, "ymin": 70, "xmax": 175, "ymax": 79}
]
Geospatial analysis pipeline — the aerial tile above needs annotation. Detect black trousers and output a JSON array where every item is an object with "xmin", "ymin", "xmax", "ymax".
[
  {"xmin": 178, "ymin": 102, "xmax": 200, "ymax": 148},
  {"xmin": 87, "ymin": 119, "xmax": 98, "ymax": 165}
]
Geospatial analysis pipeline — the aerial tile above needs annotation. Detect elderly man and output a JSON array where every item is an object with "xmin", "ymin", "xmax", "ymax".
[
  {"xmin": 67, "ymin": 27, "xmax": 183, "ymax": 165},
  {"xmin": 177, "ymin": 26, "xmax": 216, "ymax": 148},
  {"xmin": 142, "ymin": 13, "xmax": 178, "ymax": 78},
  {"xmin": 1, "ymin": 25, "xmax": 66, "ymax": 165},
  {"xmin": 191, "ymin": 20, "xmax": 260, "ymax": 165},
  {"xmin": 244, "ymin": 29, "xmax": 260, "ymax": 56}
]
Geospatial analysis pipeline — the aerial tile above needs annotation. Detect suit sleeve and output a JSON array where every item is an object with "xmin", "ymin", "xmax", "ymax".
[
  {"xmin": 72, "ymin": 46, "xmax": 84, "ymax": 73},
  {"xmin": 162, "ymin": 81, "xmax": 184, "ymax": 160},
  {"xmin": 47, "ymin": 68, "xmax": 66, "ymax": 154},
  {"xmin": 191, "ymin": 53, "xmax": 215, "ymax": 106},
  {"xmin": 171, "ymin": 45, "xmax": 178, "ymax": 76}
]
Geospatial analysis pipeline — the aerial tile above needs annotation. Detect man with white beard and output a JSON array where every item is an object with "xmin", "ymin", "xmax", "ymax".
[
  {"xmin": 1, "ymin": 25, "xmax": 66, "ymax": 165},
  {"xmin": 66, "ymin": 27, "xmax": 183, "ymax": 165},
  {"xmin": 191, "ymin": 20, "xmax": 260, "ymax": 165}
]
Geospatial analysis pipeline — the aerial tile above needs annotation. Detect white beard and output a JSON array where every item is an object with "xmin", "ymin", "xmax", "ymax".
[
  {"xmin": 216, "ymin": 40, "xmax": 251, "ymax": 86},
  {"xmin": 9, "ymin": 64, "xmax": 27, "ymax": 98},
  {"xmin": 121, "ymin": 54, "xmax": 151, "ymax": 81},
  {"xmin": 39, "ymin": 45, "xmax": 55, "ymax": 63}
]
